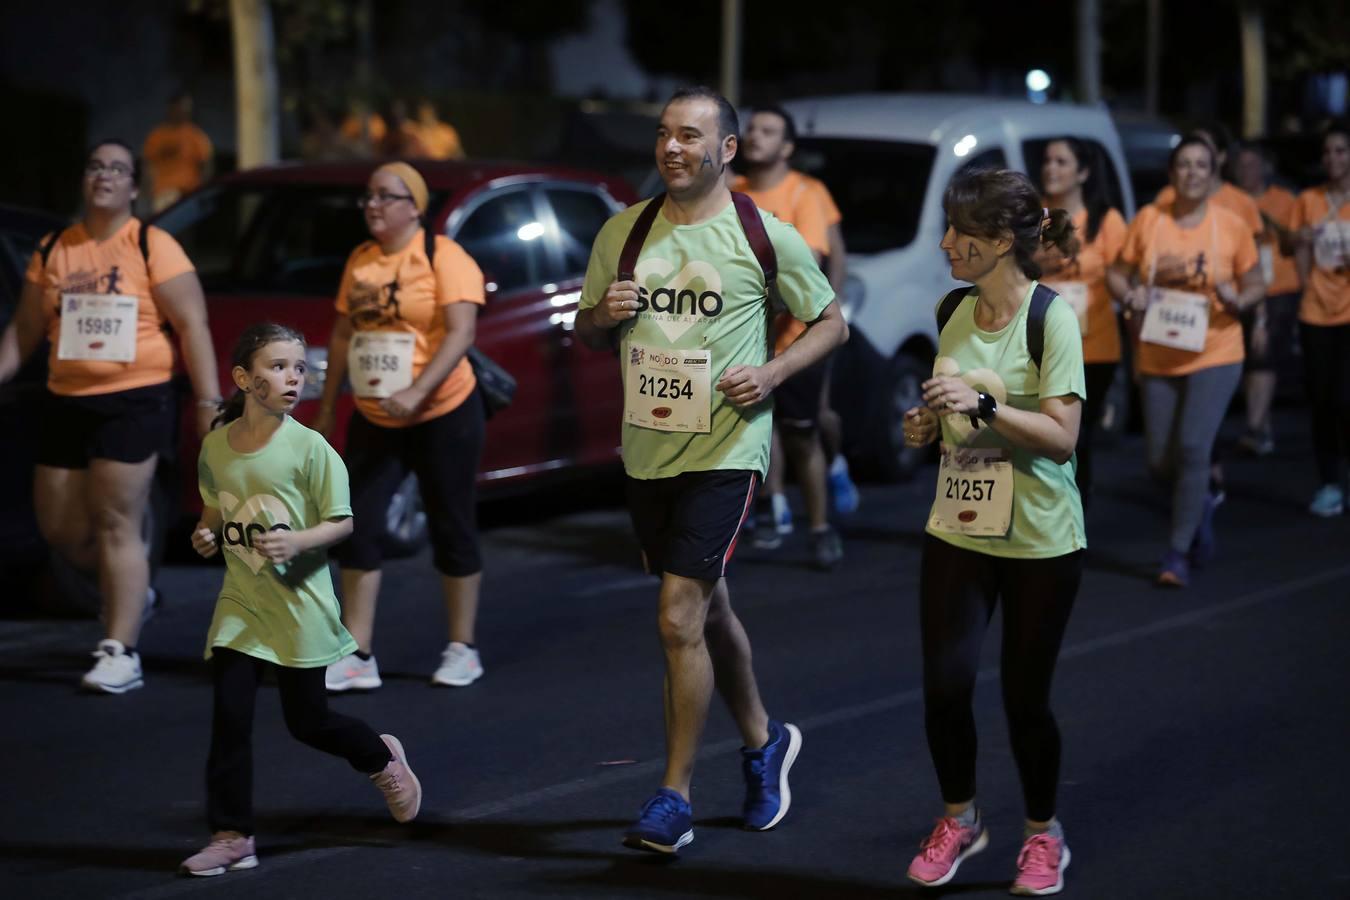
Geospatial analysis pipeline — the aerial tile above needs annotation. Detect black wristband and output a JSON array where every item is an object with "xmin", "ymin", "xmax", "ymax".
[{"xmin": 976, "ymin": 392, "xmax": 997, "ymax": 423}]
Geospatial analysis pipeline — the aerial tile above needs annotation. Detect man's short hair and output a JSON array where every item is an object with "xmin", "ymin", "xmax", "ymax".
[
  {"xmin": 666, "ymin": 86, "xmax": 739, "ymax": 142},
  {"xmin": 753, "ymin": 104, "xmax": 797, "ymax": 145}
]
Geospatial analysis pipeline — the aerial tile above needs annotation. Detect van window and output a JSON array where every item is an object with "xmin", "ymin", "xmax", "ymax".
[
  {"xmin": 1022, "ymin": 138, "xmax": 1127, "ymax": 214},
  {"xmin": 453, "ymin": 189, "xmax": 548, "ymax": 295},
  {"xmin": 793, "ymin": 138, "xmax": 936, "ymax": 254},
  {"xmin": 544, "ymin": 187, "xmax": 614, "ymax": 277}
]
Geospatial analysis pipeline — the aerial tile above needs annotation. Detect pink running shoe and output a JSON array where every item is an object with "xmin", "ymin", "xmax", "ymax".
[
  {"xmin": 370, "ymin": 734, "xmax": 422, "ymax": 823},
  {"xmin": 906, "ymin": 815, "xmax": 989, "ymax": 887},
  {"xmin": 1011, "ymin": 832, "xmax": 1071, "ymax": 896},
  {"xmin": 180, "ymin": 831, "xmax": 257, "ymax": 877}
]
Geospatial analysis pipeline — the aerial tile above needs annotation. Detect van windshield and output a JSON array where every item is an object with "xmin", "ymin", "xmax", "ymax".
[{"xmin": 793, "ymin": 138, "xmax": 935, "ymax": 254}]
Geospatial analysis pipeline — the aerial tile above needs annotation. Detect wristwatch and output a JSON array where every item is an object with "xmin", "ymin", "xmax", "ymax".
[{"xmin": 969, "ymin": 392, "xmax": 998, "ymax": 428}]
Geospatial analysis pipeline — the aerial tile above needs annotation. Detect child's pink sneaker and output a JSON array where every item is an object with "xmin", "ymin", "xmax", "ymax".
[
  {"xmin": 1011, "ymin": 831, "xmax": 1071, "ymax": 896},
  {"xmin": 906, "ymin": 815, "xmax": 988, "ymax": 887},
  {"xmin": 370, "ymin": 733, "xmax": 422, "ymax": 823},
  {"xmin": 180, "ymin": 831, "xmax": 257, "ymax": 877}
]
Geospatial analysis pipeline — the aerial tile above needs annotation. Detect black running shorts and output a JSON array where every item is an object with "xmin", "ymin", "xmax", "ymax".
[
  {"xmin": 36, "ymin": 382, "xmax": 174, "ymax": 469},
  {"xmin": 625, "ymin": 469, "xmax": 757, "ymax": 583}
]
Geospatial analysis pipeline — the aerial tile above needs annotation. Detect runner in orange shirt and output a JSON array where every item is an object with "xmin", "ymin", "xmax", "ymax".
[
  {"xmin": 732, "ymin": 105, "xmax": 848, "ymax": 569},
  {"xmin": 313, "ymin": 162, "xmax": 490, "ymax": 692},
  {"xmin": 414, "ymin": 100, "xmax": 467, "ymax": 160},
  {"xmin": 1234, "ymin": 142, "xmax": 1301, "ymax": 456},
  {"xmin": 1290, "ymin": 120, "xmax": 1350, "ymax": 517},
  {"xmin": 1108, "ymin": 136, "xmax": 1264, "ymax": 587},
  {"xmin": 1037, "ymin": 137, "xmax": 1129, "ymax": 511},
  {"xmin": 142, "ymin": 93, "xmax": 213, "ymax": 212},
  {"xmin": 0, "ymin": 139, "xmax": 222, "ymax": 692}
]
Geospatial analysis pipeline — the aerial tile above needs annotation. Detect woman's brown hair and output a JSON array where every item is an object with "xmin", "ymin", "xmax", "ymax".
[{"xmin": 944, "ymin": 168, "xmax": 1079, "ymax": 280}]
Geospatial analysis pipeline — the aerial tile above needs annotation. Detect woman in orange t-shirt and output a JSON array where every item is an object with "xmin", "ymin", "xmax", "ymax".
[
  {"xmin": 1037, "ymin": 137, "xmax": 1129, "ymax": 510},
  {"xmin": 314, "ymin": 162, "xmax": 489, "ymax": 692},
  {"xmin": 1290, "ymin": 120, "xmax": 1350, "ymax": 517},
  {"xmin": 1108, "ymin": 136, "xmax": 1263, "ymax": 587},
  {"xmin": 0, "ymin": 139, "xmax": 221, "ymax": 693}
]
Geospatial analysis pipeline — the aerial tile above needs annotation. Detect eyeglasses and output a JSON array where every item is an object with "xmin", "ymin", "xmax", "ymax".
[
  {"xmin": 357, "ymin": 192, "xmax": 414, "ymax": 208},
  {"xmin": 85, "ymin": 162, "xmax": 134, "ymax": 180}
]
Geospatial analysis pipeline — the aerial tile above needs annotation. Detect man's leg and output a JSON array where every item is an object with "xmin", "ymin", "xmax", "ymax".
[
  {"xmin": 705, "ymin": 577, "xmax": 770, "ymax": 748},
  {"xmin": 657, "ymin": 572, "xmax": 717, "ymax": 799}
]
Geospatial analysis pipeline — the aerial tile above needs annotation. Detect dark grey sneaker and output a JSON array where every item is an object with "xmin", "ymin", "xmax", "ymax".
[{"xmin": 809, "ymin": 527, "xmax": 843, "ymax": 570}]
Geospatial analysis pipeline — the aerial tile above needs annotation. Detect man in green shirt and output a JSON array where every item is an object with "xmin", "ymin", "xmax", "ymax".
[{"xmin": 577, "ymin": 86, "xmax": 846, "ymax": 854}]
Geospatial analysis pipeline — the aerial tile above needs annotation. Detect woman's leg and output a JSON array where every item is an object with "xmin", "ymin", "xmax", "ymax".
[
  {"xmin": 88, "ymin": 455, "xmax": 158, "ymax": 646},
  {"xmin": 1075, "ymin": 361, "xmax": 1118, "ymax": 509},
  {"xmin": 1168, "ymin": 365, "xmax": 1242, "ymax": 553},
  {"xmin": 1138, "ymin": 374, "xmax": 1181, "ymax": 483},
  {"xmin": 33, "ymin": 465, "xmax": 97, "ymax": 571}
]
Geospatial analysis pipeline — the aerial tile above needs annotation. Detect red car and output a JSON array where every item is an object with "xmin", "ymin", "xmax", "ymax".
[{"xmin": 154, "ymin": 161, "xmax": 637, "ymax": 550}]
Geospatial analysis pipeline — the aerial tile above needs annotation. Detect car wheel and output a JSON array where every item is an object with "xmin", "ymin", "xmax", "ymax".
[
  {"xmin": 875, "ymin": 351, "xmax": 935, "ymax": 482},
  {"xmin": 379, "ymin": 473, "xmax": 428, "ymax": 558}
]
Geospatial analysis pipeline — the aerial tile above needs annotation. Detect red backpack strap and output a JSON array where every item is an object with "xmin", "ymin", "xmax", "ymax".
[
  {"xmin": 731, "ymin": 191, "xmax": 778, "ymax": 290},
  {"xmin": 617, "ymin": 194, "xmax": 666, "ymax": 282}
]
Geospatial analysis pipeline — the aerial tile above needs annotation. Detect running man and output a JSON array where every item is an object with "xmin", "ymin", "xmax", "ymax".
[{"xmin": 577, "ymin": 86, "xmax": 847, "ymax": 854}]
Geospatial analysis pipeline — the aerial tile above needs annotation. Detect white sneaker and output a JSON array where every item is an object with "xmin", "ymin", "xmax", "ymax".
[
  {"xmin": 772, "ymin": 493, "xmax": 794, "ymax": 535},
  {"xmin": 431, "ymin": 642, "xmax": 483, "ymax": 687},
  {"xmin": 1309, "ymin": 484, "xmax": 1345, "ymax": 518},
  {"xmin": 81, "ymin": 639, "xmax": 143, "ymax": 694},
  {"xmin": 325, "ymin": 653, "xmax": 382, "ymax": 692}
]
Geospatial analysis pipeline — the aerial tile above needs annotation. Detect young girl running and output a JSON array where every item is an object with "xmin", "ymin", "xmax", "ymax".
[{"xmin": 181, "ymin": 323, "xmax": 422, "ymax": 877}]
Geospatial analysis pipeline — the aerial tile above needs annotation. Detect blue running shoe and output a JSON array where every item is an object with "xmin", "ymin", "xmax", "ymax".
[
  {"xmin": 741, "ymin": 720, "xmax": 803, "ymax": 830},
  {"xmin": 829, "ymin": 462, "xmax": 860, "ymax": 516},
  {"xmin": 622, "ymin": 788, "xmax": 694, "ymax": 854}
]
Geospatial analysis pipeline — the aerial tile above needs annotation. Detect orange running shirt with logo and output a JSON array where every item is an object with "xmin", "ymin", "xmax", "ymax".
[
  {"xmin": 1155, "ymin": 182, "xmax": 1262, "ymax": 236},
  {"xmin": 1040, "ymin": 206, "xmax": 1128, "ymax": 364},
  {"xmin": 142, "ymin": 123, "xmax": 213, "ymax": 196},
  {"xmin": 1120, "ymin": 202, "xmax": 1259, "ymax": 376},
  {"xmin": 1290, "ymin": 186, "xmax": 1350, "ymax": 326},
  {"xmin": 731, "ymin": 171, "xmax": 838, "ymax": 353},
  {"xmin": 1255, "ymin": 185, "xmax": 1300, "ymax": 295},
  {"xmin": 335, "ymin": 229, "xmax": 485, "ymax": 428},
  {"xmin": 26, "ymin": 218, "xmax": 195, "ymax": 396}
]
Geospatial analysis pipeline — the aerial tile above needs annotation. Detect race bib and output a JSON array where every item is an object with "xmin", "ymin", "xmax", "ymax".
[
  {"xmin": 57, "ymin": 293, "xmax": 138, "ymax": 363},
  {"xmin": 1048, "ymin": 280, "xmax": 1090, "ymax": 335},
  {"xmin": 624, "ymin": 342, "xmax": 711, "ymax": 434},
  {"xmin": 928, "ymin": 445, "xmax": 1013, "ymax": 537},
  {"xmin": 1259, "ymin": 245, "xmax": 1275, "ymax": 286},
  {"xmin": 348, "ymin": 331, "xmax": 415, "ymax": 399},
  {"xmin": 1140, "ymin": 287, "xmax": 1209, "ymax": 352},
  {"xmin": 1313, "ymin": 220, "xmax": 1350, "ymax": 272}
]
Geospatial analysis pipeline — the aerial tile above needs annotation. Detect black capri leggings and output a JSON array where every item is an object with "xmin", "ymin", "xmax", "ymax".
[
  {"xmin": 919, "ymin": 534, "xmax": 1082, "ymax": 823},
  {"xmin": 332, "ymin": 389, "xmax": 486, "ymax": 576}
]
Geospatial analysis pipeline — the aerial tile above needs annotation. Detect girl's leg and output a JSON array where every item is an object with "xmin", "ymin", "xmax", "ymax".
[
  {"xmin": 274, "ymin": 663, "xmax": 392, "ymax": 774},
  {"xmin": 207, "ymin": 649, "xmax": 263, "ymax": 835},
  {"xmin": 997, "ymin": 552, "xmax": 1083, "ymax": 825},
  {"xmin": 918, "ymin": 534, "xmax": 1000, "ymax": 810}
]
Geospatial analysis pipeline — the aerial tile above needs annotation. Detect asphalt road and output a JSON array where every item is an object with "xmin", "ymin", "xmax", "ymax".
[{"xmin": 2, "ymin": 410, "xmax": 1348, "ymax": 899}]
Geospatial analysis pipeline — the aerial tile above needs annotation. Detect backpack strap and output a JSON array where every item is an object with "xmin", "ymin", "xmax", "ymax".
[
  {"xmin": 730, "ymin": 192, "xmax": 779, "ymax": 290},
  {"xmin": 617, "ymin": 194, "xmax": 666, "ymax": 282},
  {"xmin": 138, "ymin": 219, "xmax": 151, "ymax": 267},
  {"xmin": 424, "ymin": 224, "xmax": 436, "ymax": 266},
  {"xmin": 38, "ymin": 228, "xmax": 66, "ymax": 269},
  {"xmin": 936, "ymin": 286, "xmax": 972, "ymax": 333},
  {"xmin": 1026, "ymin": 282, "xmax": 1057, "ymax": 371}
]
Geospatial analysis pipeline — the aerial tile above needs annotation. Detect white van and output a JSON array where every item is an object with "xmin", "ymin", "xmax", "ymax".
[{"xmin": 783, "ymin": 93, "xmax": 1137, "ymax": 479}]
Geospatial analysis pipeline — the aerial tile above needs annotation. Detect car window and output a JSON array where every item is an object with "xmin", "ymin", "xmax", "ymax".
[
  {"xmin": 1023, "ymin": 138, "xmax": 1127, "ymax": 213},
  {"xmin": 544, "ymin": 187, "xmax": 613, "ymax": 277},
  {"xmin": 957, "ymin": 147, "xmax": 1007, "ymax": 175},
  {"xmin": 793, "ymin": 138, "xmax": 936, "ymax": 254},
  {"xmin": 452, "ymin": 190, "xmax": 548, "ymax": 295},
  {"xmin": 155, "ymin": 185, "xmax": 442, "ymax": 295}
]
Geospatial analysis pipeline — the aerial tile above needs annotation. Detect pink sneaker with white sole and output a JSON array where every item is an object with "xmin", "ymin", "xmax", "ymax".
[
  {"xmin": 906, "ymin": 815, "xmax": 989, "ymax": 887},
  {"xmin": 180, "ymin": 831, "xmax": 257, "ymax": 877},
  {"xmin": 1011, "ymin": 832, "xmax": 1070, "ymax": 896}
]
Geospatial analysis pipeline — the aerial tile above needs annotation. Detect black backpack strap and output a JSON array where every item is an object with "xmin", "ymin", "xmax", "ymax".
[
  {"xmin": 1026, "ymin": 282, "xmax": 1057, "ymax": 371},
  {"xmin": 617, "ymin": 194, "xmax": 665, "ymax": 282},
  {"xmin": 424, "ymin": 225, "xmax": 436, "ymax": 266},
  {"xmin": 138, "ymin": 219, "xmax": 151, "ymax": 267},
  {"xmin": 936, "ymin": 287, "xmax": 972, "ymax": 333},
  {"xmin": 38, "ymin": 228, "xmax": 65, "ymax": 268}
]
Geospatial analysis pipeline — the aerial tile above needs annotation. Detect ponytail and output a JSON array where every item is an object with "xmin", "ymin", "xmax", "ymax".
[
  {"xmin": 1039, "ymin": 207, "xmax": 1080, "ymax": 267},
  {"xmin": 212, "ymin": 392, "xmax": 246, "ymax": 429}
]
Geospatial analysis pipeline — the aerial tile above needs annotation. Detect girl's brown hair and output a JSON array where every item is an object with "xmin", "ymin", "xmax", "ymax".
[{"xmin": 944, "ymin": 168, "xmax": 1079, "ymax": 280}]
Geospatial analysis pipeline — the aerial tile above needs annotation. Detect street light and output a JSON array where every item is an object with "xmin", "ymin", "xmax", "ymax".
[{"xmin": 1026, "ymin": 69, "xmax": 1051, "ymax": 105}]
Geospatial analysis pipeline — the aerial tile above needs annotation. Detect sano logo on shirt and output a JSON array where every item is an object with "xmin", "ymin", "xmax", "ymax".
[
  {"xmin": 219, "ymin": 491, "xmax": 294, "ymax": 574},
  {"xmin": 634, "ymin": 258, "xmax": 724, "ymax": 342}
]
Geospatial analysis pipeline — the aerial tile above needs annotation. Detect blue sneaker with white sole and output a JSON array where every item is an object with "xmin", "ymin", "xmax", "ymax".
[
  {"xmin": 741, "ymin": 720, "xmax": 802, "ymax": 830},
  {"xmin": 623, "ymin": 788, "xmax": 694, "ymax": 854}
]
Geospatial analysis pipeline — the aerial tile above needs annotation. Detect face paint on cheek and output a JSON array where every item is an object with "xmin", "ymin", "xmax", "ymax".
[
  {"xmin": 966, "ymin": 242, "xmax": 983, "ymax": 262},
  {"xmin": 701, "ymin": 152, "xmax": 713, "ymax": 170},
  {"xmin": 252, "ymin": 376, "xmax": 271, "ymax": 401}
]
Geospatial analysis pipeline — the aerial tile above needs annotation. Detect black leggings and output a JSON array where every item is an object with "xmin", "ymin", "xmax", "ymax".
[
  {"xmin": 206, "ymin": 648, "xmax": 392, "ymax": 835},
  {"xmin": 1300, "ymin": 322, "xmax": 1350, "ymax": 486},
  {"xmin": 919, "ymin": 535, "xmax": 1081, "ymax": 823},
  {"xmin": 1075, "ymin": 361, "xmax": 1117, "ymax": 510}
]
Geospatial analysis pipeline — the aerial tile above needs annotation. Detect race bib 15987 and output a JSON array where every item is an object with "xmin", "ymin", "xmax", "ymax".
[{"xmin": 57, "ymin": 293, "xmax": 138, "ymax": 363}]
